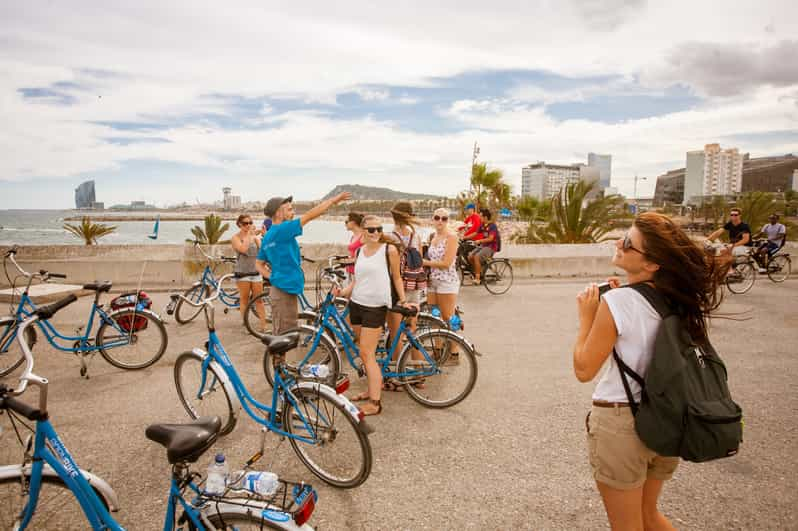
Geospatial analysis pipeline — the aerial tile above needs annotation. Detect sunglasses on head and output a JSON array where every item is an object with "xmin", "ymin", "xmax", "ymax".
[
  {"xmin": 622, "ymin": 232, "xmax": 645, "ymax": 255},
  {"xmin": 433, "ymin": 215, "xmax": 448, "ymax": 221},
  {"xmin": 365, "ymin": 226, "xmax": 383, "ymax": 234}
]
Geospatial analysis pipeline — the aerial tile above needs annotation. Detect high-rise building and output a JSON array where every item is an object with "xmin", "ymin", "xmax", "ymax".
[
  {"xmin": 653, "ymin": 168, "xmax": 686, "ymax": 206},
  {"xmin": 683, "ymin": 144, "xmax": 744, "ymax": 204},
  {"xmin": 222, "ymin": 187, "xmax": 241, "ymax": 210},
  {"xmin": 587, "ymin": 153, "xmax": 612, "ymax": 189},
  {"xmin": 521, "ymin": 162, "xmax": 599, "ymax": 200},
  {"xmin": 74, "ymin": 180, "xmax": 96, "ymax": 209}
]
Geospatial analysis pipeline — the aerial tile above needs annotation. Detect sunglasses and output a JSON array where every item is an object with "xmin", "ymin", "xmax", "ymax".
[
  {"xmin": 622, "ymin": 233, "xmax": 646, "ymax": 255},
  {"xmin": 729, "ymin": 213, "xmax": 739, "ymax": 217},
  {"xmin": 433, "ymin": 215, "xmax": 449, "ymax": 222},
  {"xmin": 365, "ymin": 226, "xmax": 383, "ymax": 234},
  {"xmin": 240, "ymin": 221, "xmax": 253, "ymax": 226}
]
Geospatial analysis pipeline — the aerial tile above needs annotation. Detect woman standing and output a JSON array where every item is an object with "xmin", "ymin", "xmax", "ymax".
[
  {"xmin": 231, "ymin": 214, "xmax": 266, "ymax": 331},
  {"xmin": 573, "ymin": 212, "xmax": 722, "ymax": 530},
  {"xmin": 345, "ymin": 211, "xmax": 364, "ymax": 278},
  {"xmin": 423, "ymin": 208, "xmax": 461, "ymax": 362},
  {"xmin": 338, "ymin": 215, "xmax": 408, "ymax": 416}
]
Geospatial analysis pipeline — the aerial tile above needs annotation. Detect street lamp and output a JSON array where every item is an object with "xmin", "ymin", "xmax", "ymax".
[{"xmin": 634, "ymin": 174, "xmax": 647, "ymax": 211}]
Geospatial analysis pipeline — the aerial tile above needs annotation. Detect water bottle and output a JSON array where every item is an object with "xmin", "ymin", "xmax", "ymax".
[
  {"xmin": 229, "ymin": 470, "xmax": 279, "ymax": 497},
  {"xmin": 430, "ymin": 305, "xmax": 441, "ymax": 318},
  {"xmin": 205, "ymin": 453, "xmax": 228, "ymax": 495},
  {"xmin": 300, "ymin": 364, "xmax": 330, "ymax": 378},
  {"xmin": 449, "ymin": 313, "xmax": 462, "ymax": 332}
]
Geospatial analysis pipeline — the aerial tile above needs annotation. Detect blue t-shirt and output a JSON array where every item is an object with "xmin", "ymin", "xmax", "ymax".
[{"xmin": 257, "ymin": 218, "xmax": 304, "ymax": 294}]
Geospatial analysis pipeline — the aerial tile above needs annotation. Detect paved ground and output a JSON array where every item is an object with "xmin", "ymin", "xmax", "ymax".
[{"xmin": 2, "ymin": 277, "xmax": 797, "ymax": 530}]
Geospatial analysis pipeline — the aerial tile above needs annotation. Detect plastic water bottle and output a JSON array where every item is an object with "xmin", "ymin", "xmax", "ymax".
[
  {"xmin": 300, "ymin": 364, "xmax": 330, "ymax": 378},
  {"xmin": 449, "ymin": 313, "xmax": 462, "ymax": 332},
  {"xmin": 229, "ymin": 470, "xmax": 279, "ymax": 497},
  {"xmin": 430, "ymin": 305, "xmax": 441, "ymax": 318},
  {"xmin": 205, "ymin": 453, "xmax": 228, "ymax": 495}
]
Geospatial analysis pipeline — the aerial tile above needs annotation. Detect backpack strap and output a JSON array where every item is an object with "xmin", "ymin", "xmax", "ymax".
[
  {"xmin": 627, "ymin": 282, "xmax": 672, "ymax": 318},
  {"xmin": 613, "ymin": 349, "xmax": 645, "ymax": 415}
]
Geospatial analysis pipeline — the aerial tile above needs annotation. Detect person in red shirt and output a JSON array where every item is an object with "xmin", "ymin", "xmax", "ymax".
[{"xmin": 458, "ymin": 203, "xmax": 482, "ymax": 240}]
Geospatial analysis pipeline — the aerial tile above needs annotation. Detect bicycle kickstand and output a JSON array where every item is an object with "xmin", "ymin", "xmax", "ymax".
[{"xmin": 77, "ymin": 347, "xmax": 97, "ymax": 379}]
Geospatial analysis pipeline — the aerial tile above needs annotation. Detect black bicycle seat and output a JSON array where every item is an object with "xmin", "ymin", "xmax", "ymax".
[
  {"xmin": 82, "ymin": 281, "xmax": 113, "ymax": 293},
  {"xmin": 389, "ymin": 305, "xmax": 418, "ymax": 318},
  {"xmin": 145, "ymin": 416, "xmax": 221, "ymax": 464},
  {"xmin": 261, "ymin": 332, "xmax": 300, "ymax": 354}
]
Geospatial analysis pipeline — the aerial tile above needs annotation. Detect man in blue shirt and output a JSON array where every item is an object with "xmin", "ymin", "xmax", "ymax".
[{"xmin": 256, "ymin": 192, "xmax": 351, "ymax": 334}]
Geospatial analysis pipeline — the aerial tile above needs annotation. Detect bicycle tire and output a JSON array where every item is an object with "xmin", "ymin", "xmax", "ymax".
[
  {"xmin": 767, "ymin": 255, "xmax": 791, "ymax": 283},
  {"xmin": 0, "ymin": 475, "xmax": 110, "ymax": 530},
  {"xmin": 262, "ymin": 325, "xmax": 340, "ymax": 388},
  {"xmin": 483, "ymin": 260, "xmax": 513, "ymax": 295},
  {"xmin": 96, "ymin": 310, "xmax": 167, "ymax": 370},
  {"xmin": 284, "ymin": 387, "xmax": 372, "ymax": 488},
  {"xmin": 175, "ymin": 284, "xmax": 208, "ymax": 324},
  {"xmin": 0, "ymin": 321, "xmax": 35, "ymax": 378},
  {"xmin": 726, "ymin": 261, "xmax": 755, "ymax": 294},
  {"xmin": 243, "ymin": 291, "xmax": 273, "ymax": 340},
  {"xmin": 174, "ymin": 351, "xmax": 236, "ymax": 436},
  {"xmin": 398, "ymin": 329, "xmax": 478, "ymax": 408},
  {"xmin": 204, "ymin": 511, "xmax": 284, "ymax": 530}
]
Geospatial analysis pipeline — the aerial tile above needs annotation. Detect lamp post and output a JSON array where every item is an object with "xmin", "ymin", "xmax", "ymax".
[{"xmin": 633, "ymin": 174, "xmax": 647, "ymax": 212}]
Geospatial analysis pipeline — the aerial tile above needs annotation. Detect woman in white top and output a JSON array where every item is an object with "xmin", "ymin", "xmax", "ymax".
[
  {"xmin": 573, "ymin": 212, "xmax": 723, "ymax": 530},
  {"xmin": 423, "ymin": 208, "xmax": 461, "ymax": 360},
  {"xmin": 338, "ymin": 215, "xmax": 407, "ymax": 416}
]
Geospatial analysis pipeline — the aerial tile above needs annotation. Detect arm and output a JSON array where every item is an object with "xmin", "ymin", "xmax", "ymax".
[
  {"xmin": 299, "ymin": 192, "xmax": 351, "ymax": 227},
  {"xmin": 230, "ymin": 234, "xmax": 248, "ymax": 254},
  {"xmin": 255, "ymin": 259, "xmax": 270, "ymax": 278},
  {"xmin": 387, "ymin": 245, "xmax": 407, "ymax": 304},
  {"xmin": 423, "ymin": 235, "xmax": 457, "ymax": 269},
  {"xmin": 732, "ymin": 232, "xmax": 750, "ymax": 248},
  {"xmin": 707, "ymin": 228, "xmax": 724, "ymax": 241},
  {"xmin": 573, "ymin": 284, "xmax": 618, "ymax": 383}
]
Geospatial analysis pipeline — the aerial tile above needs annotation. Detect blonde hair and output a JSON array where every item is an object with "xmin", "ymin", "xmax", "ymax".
[{"xmin": 433, "ymin": 207, "xmax": 450, "ymax": 218}]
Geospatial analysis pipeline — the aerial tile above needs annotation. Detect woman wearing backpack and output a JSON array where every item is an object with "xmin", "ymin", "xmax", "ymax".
[{"xmin": 572, "ymin": 212, "xmax": 722, "ymax": 531}]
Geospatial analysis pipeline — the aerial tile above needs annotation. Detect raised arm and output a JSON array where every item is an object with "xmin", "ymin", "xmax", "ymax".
[{"xmin": 300, "ymin": 192, "xmax": 351, "ymax": 227}]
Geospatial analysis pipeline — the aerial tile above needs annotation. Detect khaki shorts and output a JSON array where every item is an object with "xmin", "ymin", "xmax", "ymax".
[
  {"xmin": 586, "ymin": 405, "xmax": 679, "ymax": 490},
  {"xmin": 270, "ymin": 286, "xmax": 298, "ymax": 334}
]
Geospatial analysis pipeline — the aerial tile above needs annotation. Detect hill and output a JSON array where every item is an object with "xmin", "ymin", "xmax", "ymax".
[{"xmin": 321, "ymin": 184, "xmax": 444, "ymax": 201}]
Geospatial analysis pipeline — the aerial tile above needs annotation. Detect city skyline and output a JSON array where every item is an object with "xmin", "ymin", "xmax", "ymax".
[{"xmin": 2, "ymin": 1, "xmax": 798, "ymax": 209}]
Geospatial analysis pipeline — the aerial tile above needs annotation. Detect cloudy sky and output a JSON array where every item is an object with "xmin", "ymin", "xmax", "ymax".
[{"xmin": 2, "ymin": 0, "xmax": 798, "ymax": 209}]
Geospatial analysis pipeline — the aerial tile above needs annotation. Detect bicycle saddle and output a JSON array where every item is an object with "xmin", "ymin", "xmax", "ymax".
[
  {"xmin": 389, "ymin": 305, "xmax": 418, "ymax": 318},
  {"xmin": 145, "ymin": 416, "xmax": 221, "ymax": 464},
  {"xmin": 261, "ymin": 332, "xmax": 300, "ymax": 354},
  {"xmin": 82, "ymin": 281, "xmax": 113, "ymax": 293}
]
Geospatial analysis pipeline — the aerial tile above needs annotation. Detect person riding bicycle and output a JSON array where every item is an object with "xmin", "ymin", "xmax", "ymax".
[
  {"xmin": 752, "ymin": 214, "xmax": 786, "ymax": 268},
  {"xmin": 468, "ymin": 208, "xmax": 499, "ymax": 284},
  {"xmin": 457, "ymin": 203, "xmax": 482, "ymax": 239},
  {"xmin": 706, "ymin": 207, "xmax": 752, "ymax": 258}
]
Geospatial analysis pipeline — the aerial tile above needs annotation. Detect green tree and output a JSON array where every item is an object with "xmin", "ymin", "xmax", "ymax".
[
  {"xmin": 523, "ymin": 180, "xmax": 629, "ymax": 243},
  {"xmin": 736, "ymin": 191, "xmax": 782, "ymax": 234},
  {"xmin": 188, "ymin": 213, "xmax": 230, "ymax": 244},
  {"xmin": 63, "ymin": 216, "xmax": 117, "ymax": 245},
  {"xmin": 709, "ymin": 195, "xmax": 728, "ymax": 228},
  {"xmin": 784, "ymin": 189, "xmax": 797, "ymax": 216},
  {"xmin": 470, "ymin": 162, "xmax": 503, "ymax": 208}
]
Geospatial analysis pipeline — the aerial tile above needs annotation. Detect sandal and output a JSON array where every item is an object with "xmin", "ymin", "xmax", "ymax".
[
  {"xmin": 411, "ymin": 378, "xmax": 426, "ymax": 390},
  {"xmin": 382, "ymin": 379, "xmax": 404, "ymax": 392},
  {"xmin": 351, "ymin": 391, "xmax": 370, "ymax": 402},
  {"xmin": 362, "ymin": 399, "xmax": 382, "ymax": 416}
]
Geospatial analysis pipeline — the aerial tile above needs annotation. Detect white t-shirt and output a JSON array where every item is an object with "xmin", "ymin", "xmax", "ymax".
[
  {"xmin": 351, "ymin": 244, "xmax": 392, "ymax": 308},
  {"xmin": 592, "ymin": 287, "xmax": 662, "ymax": 403},
  {"xmin": 761, "ymin": 223, "xmax": 786, "ymax": 244}
]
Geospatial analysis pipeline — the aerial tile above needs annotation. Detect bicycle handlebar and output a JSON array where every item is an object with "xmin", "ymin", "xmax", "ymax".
[{"xmin": 5, "ymin": 252, "xmax": 66, "ymax": 282}]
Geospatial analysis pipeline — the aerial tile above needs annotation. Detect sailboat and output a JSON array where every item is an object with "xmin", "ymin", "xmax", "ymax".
[{"xmin": 147, "ymin": 215, "xmax": 160, "ymax": 240}]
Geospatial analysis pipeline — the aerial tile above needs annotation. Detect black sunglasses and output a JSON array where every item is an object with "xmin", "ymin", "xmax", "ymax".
[
  {"xmin": 240, "ymin": 221, "xmax": 253, "ymax": 226},
  {"xmin": 365, "ymin": 226, "xmax": 383, "ymax": 234},
  {"xmin": 622, "ymin": 233, "xmax": 645, "ymax": 255},
  {"xmin": 729, "ymin": 213, "xmax": 740, "ymax": 217},
  {"xmin": 433, "ymin": 215, "xmax": 449, "ymax": 222}
]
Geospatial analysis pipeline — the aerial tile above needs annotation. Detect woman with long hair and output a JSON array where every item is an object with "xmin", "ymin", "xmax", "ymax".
[
  {"xmin": 573, "ymin": 212, "xmax": 722, "ymax": 530},
  {"xmin": 231, "ymin": 214, "xmax": 266, "ymax": 331},
  {"xmin": 337, "ymin": 214, "xmax": 408, "ymax": 416},
  {"xmin": 344, "ymin": 211, "xmax": 364, "ymax": 278}
]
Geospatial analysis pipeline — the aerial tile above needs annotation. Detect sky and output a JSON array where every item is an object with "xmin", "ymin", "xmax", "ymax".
[{"xmin": 2, "ymin": 0, "xmax": 798, "ymax": 209}]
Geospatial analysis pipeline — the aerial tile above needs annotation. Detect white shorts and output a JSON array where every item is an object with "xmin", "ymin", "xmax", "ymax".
[
  {"xmin": 429, "ymin": 277, "xmax": 460, "ymax": 295},
  {"xmin": 237, "ymin": 274, "xmax": 263, "ymax": 283}
]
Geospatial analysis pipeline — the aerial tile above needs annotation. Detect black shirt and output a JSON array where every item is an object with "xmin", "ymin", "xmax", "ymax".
[{"xmin": 724, "ymin": 221, "xmax": 752, "ymax": 246}]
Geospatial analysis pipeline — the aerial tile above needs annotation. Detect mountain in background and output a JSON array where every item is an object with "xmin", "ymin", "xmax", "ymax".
[{"xmin": 321, "ymin": 184, "xmax": 445, "ymax": 201}]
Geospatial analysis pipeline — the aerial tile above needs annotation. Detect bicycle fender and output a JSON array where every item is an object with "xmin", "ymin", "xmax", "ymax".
[
  {"xmin": 199, "ymin": 499, "xmax": 313, "ymax": 530},
  {"xmin": 0, "ymin": 464, "xmax": 121, "ymax": 512},
  {"xmin": 105, "ymin": 307, "xmax": 165, "ymax": 324},
  {"xmin": 191, "ymin": 348, "xmax": 242, "ymax": 414},
  {"xmin": 295, "ymin": 381, "xmax": 364, "ymax": 426},
  {"xmin": 298, "ymin": 310, "xmax": 317, "ymax": 322}
]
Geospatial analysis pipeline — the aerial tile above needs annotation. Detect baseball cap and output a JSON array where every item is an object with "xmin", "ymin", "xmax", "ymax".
[
  {"xmin": 465, "ymin": 203, "xmax": 476, "ymax": 210},
  {"xmin": 263, "ymin": 196, "xmax": 293, "ymax": 217}
]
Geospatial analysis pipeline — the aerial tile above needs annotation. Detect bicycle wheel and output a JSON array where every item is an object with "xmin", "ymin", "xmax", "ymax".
[
  {"xmin": 416, "ymin": 312, "xmax": 448, "ymax": 336},
  {"xmin": 262, "ymin": 325, "xmax": 340, "ymax": 388},
  {"xmin": 483, "ymin": 260, "xmax": 513, "ymax": 295},
  {"xmin": 284, "ymin": 387, "xmax": 372, "ymax": 488},
  {"xmin": 205, "ymin": 511, "xmax": 283, "ymax": 530},
  {"xmin": 175, "ymin": 284, "xmax": 207, "ymax": 324},
  {"xmin": 0, "ymin": 475, "xmax": 109, "ymax": 530},
  {"xmin": 767, "ymin": 255, "xmax": 791, "ymax": 283},
  {"xmin": 726, "ymin": 261, "xmax": 755, "ymax": 294},
  {"xmin": 96, "ymin": 310, "xmax": 167, "ymax": 370},
  {"xmin": 244, "ymin": 291, "xmax": 273, "ymax": 340},
  {"xmin": 0, "ymin": 321, "xmax": 35, "ymax": 378},
  {"xmin": 174, "ymin": 351, "xmax": 236, "ymax": 436},
  {"xmin": 398, "ymin": 329, "xmax": 478, "ymax": 408}
]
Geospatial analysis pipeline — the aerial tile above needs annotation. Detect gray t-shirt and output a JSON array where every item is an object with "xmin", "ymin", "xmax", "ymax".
[{"xmin": 761, "ymin": 223, "xmax": 786, "ymax": 244}]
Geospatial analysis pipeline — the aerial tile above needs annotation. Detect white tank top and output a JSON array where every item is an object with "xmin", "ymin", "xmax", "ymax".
[{"xmin": 351, "ymin": 244, "xmax": 392, "ymax": 308}]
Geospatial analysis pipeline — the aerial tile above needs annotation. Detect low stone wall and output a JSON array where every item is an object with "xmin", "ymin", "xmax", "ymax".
[{"xmin": 1, "ymin": 241, "xmax": 794, "ymax": 291}]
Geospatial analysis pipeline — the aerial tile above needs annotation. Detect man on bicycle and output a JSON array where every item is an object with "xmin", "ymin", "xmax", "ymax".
[
  {"xmin": 707, "ymin": 207, "xmax": 752, "ymax": 257},
  {"xmin": 468, "ymin": 208, "xmax": 499, "ymax": 284},
  {"xmin": 458, "ymin": 203, "xmax": 482, "ymax": 239},
  {"xmin": 753, "ymin": 213, "xmax": 786, "ymax": 268},
  {"xmin": 255, "ymin": 192, "xmax": 351, "ymax": 334}
]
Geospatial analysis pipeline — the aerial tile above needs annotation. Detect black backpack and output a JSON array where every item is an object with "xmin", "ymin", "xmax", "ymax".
[{"xmin": 614, "ymin": 283, "xmax": 743, "ymax": 463}]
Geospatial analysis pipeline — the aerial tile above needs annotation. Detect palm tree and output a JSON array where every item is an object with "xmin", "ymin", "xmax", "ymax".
[
  {"xmin": 736, "ymin": 192, "xmax": 781, "ymax": 233},
  {"xmin": 188, "ymin": 213, "xmax": 230, "ymax": 244},
  {"xmin": 525, "ymin": 180, "xmax": 629, "ymax": 243},
  {"xmin": 470, "ymin": 162, "xmax": 503, "ymax": 208},
  {"xmin": 63, "ymin": 216, "xmax": 117, "ymax": 245}
]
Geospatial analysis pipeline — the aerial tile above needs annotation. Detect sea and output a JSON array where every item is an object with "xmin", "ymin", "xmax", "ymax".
[{"xmin": 0, "ymin": 210, "xmax": 428, "ymax": 246}]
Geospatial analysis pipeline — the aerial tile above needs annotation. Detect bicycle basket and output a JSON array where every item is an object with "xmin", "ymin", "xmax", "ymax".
[{"xmin": 110, "ymin": 291, "xmax": 152, "ymax": 332}]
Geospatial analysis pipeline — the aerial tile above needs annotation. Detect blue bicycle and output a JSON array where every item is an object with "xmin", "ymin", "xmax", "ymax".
[
  {"xmin": 0, "ymin": 247, "xmax": 167, "ymax": 379},
  {"xmin": 0, "ymin": 296, "xmax": 318, "ymax": 530},
  {"xmin": 167, "ymin": 274, "xmax": 373, "ymax": 489},
  {"xmin": 174, "ymin": 241, "xmax": 244, "ymax": 324},
  {"xmin": 263, "ymin": 268, "xmax": 478, "ymax": 409}
]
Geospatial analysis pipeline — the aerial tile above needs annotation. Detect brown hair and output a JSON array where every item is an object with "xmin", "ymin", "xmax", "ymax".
[
  {"xmin": 236, "ymin": 214, "xmax": 252, "ymax": 227},
  {"xmin": 390, "ymin": 201, "xmax": 416, "ymax": 228},
  {"xmin": 347, "ymin": 211, "xmax": 364, "ymax": 225},
  {"xmin": 634, "ymin": 212, "xmax": 724, "ymax": 345},
  {"xmin": 729, "ymin": 207, "xmax": 741, "ymax": 215}
]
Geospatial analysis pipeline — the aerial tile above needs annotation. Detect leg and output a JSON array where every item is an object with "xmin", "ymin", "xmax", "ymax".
[
  {"xmin": 237, "ymin": 281, "xmax": 252, "ymax": 320},
  {"xmin": 358, "ymin": 325, "xmax": 383, "ymax": 415},
  {"xmin": 250, "ymin": 281, "xmax": 267, "ymax": 330},
  {"xmin": 386, "ymin": 311, "xmax": 402, "ymax": 361},
  {"xmin": 436, "ymin": 292, "xmax": 460, "ymax": 357},
  {"xmin": 271, "ymin": 286, "xmax": 298, "ymax": 334},
  {"xmin": 641, "ymin": 479, "xmax": 676, "ymax": 531},
  {"xmin": 596, "ymin": 482, "xmax": 645, "ymax": 531},
  {"xmin": 472, "ymin": 253, "xmax": 482, "ymax": 283}
]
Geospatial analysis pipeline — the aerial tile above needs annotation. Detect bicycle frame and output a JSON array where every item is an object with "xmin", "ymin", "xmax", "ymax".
[
  {"xmin": 198, "ymin": 266, "xmax": 240, "ymax": 309},
  {"xmin": 162, "ymin": 474, "xmax": 206, "ymax": 530}
]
